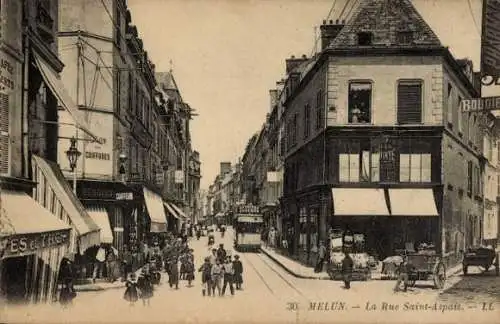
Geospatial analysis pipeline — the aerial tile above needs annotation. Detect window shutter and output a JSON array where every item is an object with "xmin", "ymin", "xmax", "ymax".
[
  {"xmin": 397, "ymin": 83, "xmax": 422, "ymax": 124},
  {"xmin": 0, "ymin": 93, "xmax": 9, "ymax": 174}
]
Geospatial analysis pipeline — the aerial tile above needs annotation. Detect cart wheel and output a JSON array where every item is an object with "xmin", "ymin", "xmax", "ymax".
[{"xmin": 433, "ymin": 262, "xmax": 446, "ymax": 289}]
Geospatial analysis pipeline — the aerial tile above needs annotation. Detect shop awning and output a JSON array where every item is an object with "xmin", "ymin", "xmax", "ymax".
[
  {"xmin": 388, "ymin": 189, "xmax": 439, "ymax": 216},
  {"xmin": 164, "ymin": 202, "xmax": 181, "ymax": 219},
  {"xmin": 85, "ymin": 206, "xmax": 114, "ymax": 244},
  {"xmin": 143, "ymin": 187, "xmax": 168, "ymax": 232},
  {"xmin": 332, "ymin": 188, "xmax": 390, "ymax": 216},
  {"xmin": 0, "ymin": 190, "xmax": 71, "ymax": 258},
  {"xmin": 0, "ymin": 190, "xmax": 71, "ymax": 234},
  {"xmin": 33, "ymin": 52, "xmax": 99, "ymax": 143},
  {"xmin": 170, "ymin": 203, "xmax": 187, "ymax": 220},
  {"xmin": 32, "ymin": 155, "xmax": 101, "ymax": 252}
]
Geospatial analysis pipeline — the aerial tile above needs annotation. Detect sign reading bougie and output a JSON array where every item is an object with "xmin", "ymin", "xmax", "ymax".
[{"xmin": 461, "ymin": 96, "xmax": 500, "ymax": 112}]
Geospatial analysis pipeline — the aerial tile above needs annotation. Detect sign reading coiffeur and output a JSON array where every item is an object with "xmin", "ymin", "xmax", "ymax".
[{"xmin": 1, "ymin": 230, "xmax": 70, "ymax": 257}]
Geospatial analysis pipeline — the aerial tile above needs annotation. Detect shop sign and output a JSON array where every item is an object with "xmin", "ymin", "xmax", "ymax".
[
  {"xmin": 481, "ymin": 0, "xmax": 500, "ymax": 84},
  {"xmin": 0, "ymin": 52, "xmax": 15, "ymax": 94},
  {"xmin": 461, "ymin": 97, "xmax": 500, "ymax": 112},
  {"xmin": 82, "ymin": 112, "xmax": 113, "ymax": 176},
  {"xmin": 116, "ymin": 192, "xmax": 133, "ymax": 200},
  {"xmin": 234, "ymin": 204, "xmax": 260, "ymax": 214},
  {"xmin": 80, "ymin": 187, "xmax": 115, "ymax": 200},
  {"xmin": 1, "ymin": 230, "xmax": 70, "ymax": 258}
]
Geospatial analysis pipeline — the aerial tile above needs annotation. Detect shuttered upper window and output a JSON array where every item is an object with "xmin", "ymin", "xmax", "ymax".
[
  {"xmin": 0, "ymin": 93, "xmax": 9, "ymax": 175},
  {"xmin": 397, "ymin": 81, "xmax": 423, "ymax": 124}
]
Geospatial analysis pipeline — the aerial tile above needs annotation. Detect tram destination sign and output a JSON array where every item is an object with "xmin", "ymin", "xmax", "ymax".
[
  {"xmin": 461, "ymin": 96, "xmax": 500, "ymax": 112},
  {"xmin": 234, "ymin": 205, "xmax": 260, "ymax": 214}
]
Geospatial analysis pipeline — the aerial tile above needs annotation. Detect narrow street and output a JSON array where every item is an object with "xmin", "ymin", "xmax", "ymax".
[{"xmin": 2, "ymin": 229, "xmax": 499, "ymax": 323}]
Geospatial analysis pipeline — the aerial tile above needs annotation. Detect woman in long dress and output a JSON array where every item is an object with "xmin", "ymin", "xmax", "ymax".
[
  {"xmin": 123, "ymin": 272, "xmax": 139, "ymax": 306},
  {"xmin": 137, "ymin": 268, "xmax": 154, "ymax": 306}
]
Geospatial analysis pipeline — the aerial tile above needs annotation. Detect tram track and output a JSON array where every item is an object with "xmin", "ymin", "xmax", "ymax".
[{"xmin": 240, "ymin": 250, "xmax": 307, "ymax": 301}]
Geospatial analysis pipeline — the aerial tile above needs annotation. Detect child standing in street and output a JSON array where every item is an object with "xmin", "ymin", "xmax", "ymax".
[
  {"xmin": 198, "ymin": 257, "xmax": 212, "ymax": 296},
  {"xmin": 123, "ymin": 272, "xmax": 139, "ymax": 306},
  {"xmin": 137, "ymin": 268, "xmax": 154, "ymax": 306},
  {"xmin": 210, "ymin": 259, "xmax": 224, "ymax": 297},
  {"xmin": 233, "ymin": 255, "xmax": 243, "ymax": 290}
]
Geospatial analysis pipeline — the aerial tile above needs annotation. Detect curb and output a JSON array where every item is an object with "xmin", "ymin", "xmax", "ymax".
[
  {"xmin": 74, "ymin": 283, "xmax": 125, "ymax": 292},
  {"xmin": 261, "ymin": 248, "xmax": 466, "ymax": 282},
  {"xmin": 260, "ymin": 248, "xmax": 330, "ymax": 280}
]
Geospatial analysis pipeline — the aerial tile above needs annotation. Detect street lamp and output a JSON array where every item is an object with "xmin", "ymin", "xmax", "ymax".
[
  {"xmin": 119, "ymin": 153, "xmax": 127, "ymax": 183},
  {"xmin": 65, "ymin": 137, "xmax": 81, "ymax": 193}
]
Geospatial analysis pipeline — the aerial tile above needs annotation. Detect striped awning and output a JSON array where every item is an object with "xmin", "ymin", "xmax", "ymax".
[
  {"xmin": 143, "ymin": 187, "xmax": 168, "ymax": 232},
  {"xmin": 164, "ymin": 202, "xmax": 181, "ymax": 219},
  {"xmin": 85, "ymin": 206, "xmax": 114, "ymax": 244},
  {"xmin": 32, "ymin": 155, "xmax": 101, "ymax": 252},
  {"xmin": 170, "ymin": 203, "xmax": 187, "ymax": 219}
]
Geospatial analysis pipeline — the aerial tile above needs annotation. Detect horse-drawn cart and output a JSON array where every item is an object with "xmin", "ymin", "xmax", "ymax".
[
  {"xmin": 405, "ymin": 253, "xmax": 446, "ymax": 289},
  {"xmin": 462, "ymin": 247, "xmax": 499, "ymax": 276}
]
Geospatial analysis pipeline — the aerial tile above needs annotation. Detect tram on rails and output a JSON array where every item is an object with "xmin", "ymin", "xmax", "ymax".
[{"xmin": 233, "ymin": 205, "xmax": 263, "ymax": 252}]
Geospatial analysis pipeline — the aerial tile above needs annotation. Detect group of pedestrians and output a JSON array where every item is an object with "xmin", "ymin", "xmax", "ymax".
[{"xmin": 199, "ymin": 243, "xmax": 244, "ymax": 297}]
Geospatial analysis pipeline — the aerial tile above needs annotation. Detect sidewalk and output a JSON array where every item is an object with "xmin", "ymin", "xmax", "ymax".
[
  {"xmin": 260, "ymin": 245, "xmax": 330, "ymax": 280},
  {"xmin": 261, "ymin": 245, "xmax": 465, "ymax": 281},
  {"xmin": 74, "ymin": 267, "xmax": 145, "ymax": 292}
]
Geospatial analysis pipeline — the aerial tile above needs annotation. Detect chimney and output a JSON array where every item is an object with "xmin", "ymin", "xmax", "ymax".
[
  {"xmin": 285, "ymin": 55, "xmax": 308, "ymax": 74},
  {"xmin": 320, "ymin": 19, "xmax": 345, "ymax": 50},
  {"xmin": 269, "ymin": 89, "xmax": 278, "ymax": 109},
  {"xmin": 220, "ymin": 162, "xmax": 231, "ymax": 176}
]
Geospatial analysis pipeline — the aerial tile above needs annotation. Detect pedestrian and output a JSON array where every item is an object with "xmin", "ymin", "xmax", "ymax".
[
  {"xmin": 137, "ymin": 267, "xmax": 154, "ymax": 306},
  {"xmin": 232, "ymin": 255, "xmax": 243, "ymax": 290},
  {"xmin": 394, "ymin": 253, "xmax": 412, "ymax": 292},
  {"xmin": 315, "ymin": 241, "xmax": 327, "ymax": 273},
  {"xmin": 123, "ymin": 272, "xmax": 139, "ymax": 306},
  {"xmin": 209, "ymin": 248, "xmax": 217, "ymax": 265},
  {"xmin": 185, "ymin": 249, "xmax": 195, "ymax": 287},
  {"xmin": 168, "ymin": 256, "xmax": 180, "ymax": 289},
  {"xmin": 122, "ymin": 245, "xmax": 133, "ymax": 282},
  {"xmin": 216, "ymin": 244, "xmax": 227, "ymax": 263},
  {"xmin": 222, "ymin": 256, "xmax": 235, "ymax": 296},
  {"xmin": 198, "ymin": 257, "xmax": 213, "ymax": 296},
  {"xmin": 59, "ymin": 278, "xmax": 76, "ymax": 308},
  {"xmin": 211, "ymin": 259, "xmax": 224, "ymax": 297},
  {"xmin": 179, "ymin": 252, "xmax": 187, "ymax": 280},
  {"xmin": 93, "ymin": 245, "xmax": 106, "ymax": 283},
  {"xmin": 341, "ymin": 253, "xmax": 354, "ymax": 289}
]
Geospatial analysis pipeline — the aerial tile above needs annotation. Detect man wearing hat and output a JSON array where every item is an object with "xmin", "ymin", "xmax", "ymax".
[
  {"xmin": 394, "ymin": 252, "xmax": 413, "ymax": 292},
  {"xmin": 232, "ymin": 255, "xmax": 243, "ymax": 290}
]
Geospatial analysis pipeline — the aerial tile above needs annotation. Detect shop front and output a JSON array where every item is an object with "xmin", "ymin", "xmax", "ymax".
[
  {"xmin": 164, "ymin": 202, "xmax": 183, "ymax": 234},
  {"xmin": 330, "ymin": 187, "xmax": 440, "ymax": 260},
  {"xmin": 0, "ymin": 189, "xmax": 71, "ymax": 304}
]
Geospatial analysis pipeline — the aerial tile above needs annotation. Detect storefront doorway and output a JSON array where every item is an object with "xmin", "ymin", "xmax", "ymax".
[{"xmin": 1, "ymin": 256, "xmax": 28, "ymax": 304}]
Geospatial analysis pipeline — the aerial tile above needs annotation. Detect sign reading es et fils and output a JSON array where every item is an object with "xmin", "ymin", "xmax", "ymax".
[{"xmin": 0, "ymin": 230, "xmax": 70, "ymax": 258}]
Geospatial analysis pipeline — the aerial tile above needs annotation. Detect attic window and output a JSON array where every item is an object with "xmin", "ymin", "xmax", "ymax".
[
  {"xmin": 397, "ymin": 31, "xmax": 414, "ymax": 44},
  {"xmin": 357, "ymin": 32, "xmax": 373, "ymax": 46}
]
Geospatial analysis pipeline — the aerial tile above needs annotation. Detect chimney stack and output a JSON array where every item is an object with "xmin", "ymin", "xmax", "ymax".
[
  {"xmin": 320, "ymin": 19, "xmax": 345, "ymax": 50},
  {"xmin": 285, "ymin": 55, "xmax": 309, "ymax": 74},
  {"xmin": 269, "ymin": 89, "xmax": 278, "ymax": 110}
]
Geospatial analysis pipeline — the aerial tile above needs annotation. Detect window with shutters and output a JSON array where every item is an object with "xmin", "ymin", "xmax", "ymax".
[
  {"xmin": 315, "ymin": 89, "xmax": 324, "ymax": 129},
  {"xmin": 0, "ymin": 93, "xmax": 9, "ymax": 174},
  {"xmin": 397, "ymin": 80, "xmax": 423, "ymax": 124},
  {"xmin": 446, "ymin": 83, "xmax": 453, "ymax": 125},
  {"xmin": 467, "ymin": 161, "xmax": 473, "ymax": 197},
  {"xmin": 348, "ymin": 81, "xmax": 372, "ymax": 124},
  {"xmin": 457, "ymin": 95, "xmax": 463, "ymax": 134},
  {"xmin": 303, "ymin": 103, "xmax": 310, "ymax": 138}
]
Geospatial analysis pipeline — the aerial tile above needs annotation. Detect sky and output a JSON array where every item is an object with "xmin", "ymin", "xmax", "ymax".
[{"xmin": 127, "ymin": 0, "xmax": 495, "ymax": 190}]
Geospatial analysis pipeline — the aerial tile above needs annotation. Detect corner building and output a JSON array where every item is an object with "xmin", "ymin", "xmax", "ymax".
[{"xmin": 282, "ymin": 0, "xmax": 486, "ymax": 269}]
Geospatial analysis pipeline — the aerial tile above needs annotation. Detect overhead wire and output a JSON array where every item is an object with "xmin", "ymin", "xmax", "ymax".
[
  {"xmin": 338, "ymin": 0, "xmax": 352, "ymax": 20},
  {"xmin": 344, "ymin": 0, "xmax": 359, "ymax": 20},
  {"xmin": 309, "ymin": 0, "xmax": 340, "ymax": 56},
  {"xmin": 466, "ymin": 0, "xmax": 481, "ymax": 37}
]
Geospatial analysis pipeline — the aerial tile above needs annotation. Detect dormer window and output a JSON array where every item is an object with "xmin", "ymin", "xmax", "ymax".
[
  {"xmin": 357, "ymin": 32, "xmax": 373, "ymax": 46},
  {"xmin": 397, "ymin": 31, "xmax": 414, "ymax": 44}
]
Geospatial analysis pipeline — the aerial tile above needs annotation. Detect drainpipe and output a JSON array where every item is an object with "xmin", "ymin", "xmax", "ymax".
[{"xmin": 21, "ymin": 28, "xmax": 30, "ymax": 179}]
